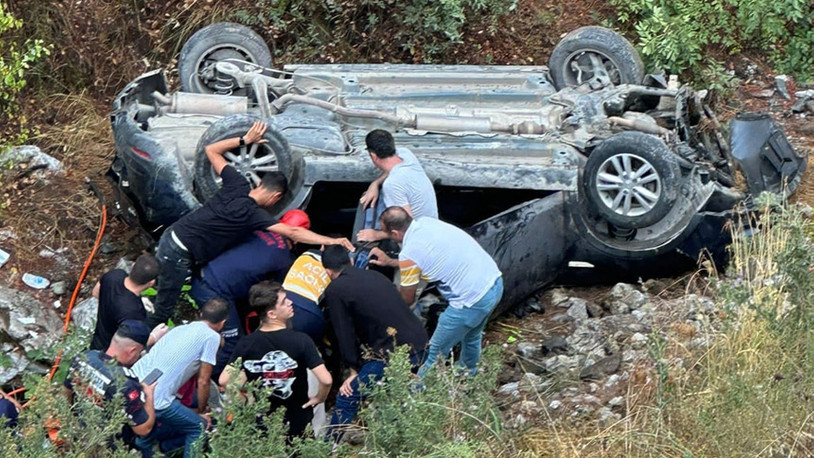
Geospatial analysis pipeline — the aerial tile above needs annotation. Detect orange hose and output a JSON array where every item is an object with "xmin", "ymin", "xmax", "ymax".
[
  {"xmin": 46, "ymin": 203, "xmax": 107, "ymax": 381},
  {"xmin": 19, "ymin": 203, "xmax": 107, "ymax": 409}
]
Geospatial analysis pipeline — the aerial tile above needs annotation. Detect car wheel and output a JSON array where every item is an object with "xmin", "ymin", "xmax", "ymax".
[
  {"xmin": 583, "ymin": 132, "xmax": 680, "ymax": 229},
  {"xmin": 194, "ymin": 114, "xmax": 303, "ymax": 213},
  {"xmin": 549, "ymin": 26, "xmax": 644, "ymax": 90},
  {"xmin": 179, "ymin": 22, "xmax": 273, "ymax": 95}
]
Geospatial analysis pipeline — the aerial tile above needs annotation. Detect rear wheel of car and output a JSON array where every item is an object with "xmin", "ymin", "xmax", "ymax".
[
  {"xmin": 179, "ymin": 22, "xmax": 273, "ymax": 95},
  {"xmin": 549, "ymin": 26, "xmax": 644, "ymax": 90},
  {"xmin": 583, "ymin": 132, "xmax": 680, "ymax": 229},
  {"xmin": 194, "ymin": 115, "xmax": 303, "ymax": 213}
]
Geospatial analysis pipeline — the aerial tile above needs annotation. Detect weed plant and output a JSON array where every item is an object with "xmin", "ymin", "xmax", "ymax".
[
  {"xmin": 2, "ymin": 341, "xmax": 510, "ymax": 456},
  {"xmin": 229, "ymin": 0, "xmax": 517, "ymax": 63},
  {"xmin": 609, "ymin": 0, "xmax": 814, "ymax": 85}
]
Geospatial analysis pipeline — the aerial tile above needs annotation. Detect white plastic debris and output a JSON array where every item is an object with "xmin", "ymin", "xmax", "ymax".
[
  {"xmin": 22, "ymin": 273, "xmax": 50, "ymax": 289},
  {"xmin": 0, "ymin": 248, "xmax": 9, "ymax": 269}
]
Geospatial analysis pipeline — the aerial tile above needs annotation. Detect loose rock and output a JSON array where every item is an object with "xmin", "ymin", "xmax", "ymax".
[
  {"xmin": 579, "ymin": 353, "xmax": 622, "ymax": 380},
  {"xmin": 0, "ymin": 285, "xmax": 63, "ymax": 354},
  {"xmin": 71, "ymin": 297, "xmax": 99, "ymax": 332},
  {"xmin": 566, "ymin": 298, "xmax": 588, "ymax": 321},
  {"xmin": 516, "ymin": 341, "xmax": 542, "ymax": 360},
  {"xmin": 0, "ymin": 146, "xmax": 64, "ymax": 180},
  {"xmin": 542, "ymin": 336, "xmax": 569, "ymax": 355}
]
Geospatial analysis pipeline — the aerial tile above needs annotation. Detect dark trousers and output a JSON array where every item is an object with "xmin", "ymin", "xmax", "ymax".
[
  {"xmin": 287, "ymin": 291, "xmax": 325, "ymax": 343},
  {"xmin": 0, "ymin": 398, "xmax": 18, "ymax": 428},
  {"xmin": 149, "ymin": 230, "xmax": 194, "ymax": 328}
]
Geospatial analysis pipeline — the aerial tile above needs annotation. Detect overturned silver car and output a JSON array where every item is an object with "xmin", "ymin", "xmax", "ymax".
[{"xmin": 109, "ymin": 23, "xmax": 806, "ymax": 314}]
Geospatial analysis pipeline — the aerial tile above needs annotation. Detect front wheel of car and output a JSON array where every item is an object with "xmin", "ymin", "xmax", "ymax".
[
  {"xmin": 583, "ymin": 132, "xmax": 680, "ymax": 229},
  {"xmin": 548, "ymin": 26, "xmax": 644, "ymax": 90},
  {"xmin": 179, "ymin": 22, "xmax": 273, "ymax": 95},
  {"xmin": 194, "ymin": 115, "xmax": 303, "ymax": 214}
]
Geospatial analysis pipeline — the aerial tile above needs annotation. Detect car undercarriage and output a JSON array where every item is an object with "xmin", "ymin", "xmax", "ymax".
[{"xmin": 109, "ymin": 23, "xmax": 806, "ymax": 315}]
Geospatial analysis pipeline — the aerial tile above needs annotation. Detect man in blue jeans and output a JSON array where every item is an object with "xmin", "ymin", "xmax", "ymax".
[
  {"xmin": 371, "ymin": 206, "xmax": 503, "ymax": 377},
  {"xmin": 321, "ymin": 245, "xmax": 428, "ymax": 442},
  {"xmin": 133, "ymin": 299, "xmax": 227, "ymax": 457}
]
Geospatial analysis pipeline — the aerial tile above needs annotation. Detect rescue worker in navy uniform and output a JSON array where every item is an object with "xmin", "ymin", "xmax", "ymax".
[{"xmin": 63, "ymin": 320, "xmax": 158, "ymax": 449}]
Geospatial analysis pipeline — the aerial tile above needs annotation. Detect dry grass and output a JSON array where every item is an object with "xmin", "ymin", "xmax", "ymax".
[
  {"xmin": 517, "ymin": 202, "xmax": 814, "ymax": 457},
  {"xmin": 1, "ymin": 92, "xmax": 111, "ymax": 271}
]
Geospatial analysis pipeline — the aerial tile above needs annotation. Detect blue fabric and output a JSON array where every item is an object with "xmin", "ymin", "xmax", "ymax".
[
  {"xmin": 330, "ymin": 360, "xmax": 385, "ymax": 442},
  {"xmin": 0, "ymin": 398, "xmax": 18, "ymax": 428},
  {"xmin": 329, "ymin": 350, "xmax": 424, "ymax": 442},
  {"xmin": 190, "ymin": 279, "xmax": 242, "ymax": 379},
  {"xmin": 200, "ymin": 231, "xmax": 292, "ymax": 301},
  {"xmin": 419, "ymin": 278, "xmax": 503, "ymax": 378},
  {"xmin": 135, "ymin": 398, "xmax": 206, "ymax": 458},
  {"xmin": 149, "ymin": 230, "xmax": 195, "ymax": 328},
  {"xmin": 287, "ymin": 290, "xmax": 325, "ymax": 343}
]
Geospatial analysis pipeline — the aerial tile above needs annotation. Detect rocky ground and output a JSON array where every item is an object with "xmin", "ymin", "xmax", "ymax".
[{"xmin": 485, "ymin": 279, "xmax": 721, "ymax": 430}]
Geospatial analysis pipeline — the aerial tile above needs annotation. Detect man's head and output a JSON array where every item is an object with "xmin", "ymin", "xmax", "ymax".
[
  {"xmin": 249, "ymin": 282, "xmax": 293, "ymax": 323},
  {"xmin": 108, "ymin": 319, "xmax": 151, "ymax": 367},
  {"xmin": 249, "ymin": 171, "xmax": 288, "ymax": 208},
  {"xmin": 380, "ymin": 206, "xmax": 413, "ymax": 243},
  {"xmin": 200, "ymin": 298, "xmax": 230, "ymax": 331},
  {"xmin": 365, "ymin": 130, "xmax": 396, "ymax": 164},
  {"xmin": 129, "ymin": 254, "xmax": 159, "ymax": 287},
  {"xmin": 321, "ymin": 245, "xmax": 351, "ymax": 279}
]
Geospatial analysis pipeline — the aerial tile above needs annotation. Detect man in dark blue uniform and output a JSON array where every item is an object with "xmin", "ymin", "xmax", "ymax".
[{"xmin": 63, "ymin": 320, "xmax": 158, "ymax": 449}]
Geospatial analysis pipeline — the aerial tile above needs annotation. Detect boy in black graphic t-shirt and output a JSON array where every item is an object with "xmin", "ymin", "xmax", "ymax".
[{"xmin": 220, "ymin": 282, "xmax": 332, "ymax": 438}]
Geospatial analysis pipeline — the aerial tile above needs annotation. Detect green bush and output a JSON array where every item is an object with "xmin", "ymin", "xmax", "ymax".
[
  {"xmin": 0, "ymin": 2, "xmax": 49, "ymax": 150},
  {"xmin": 2, "ymin": 341, "xmax": 509, "ymax": 456},
  {"xmin": 230, "ymin": 0, "xmax": 517, "ymax": 62},
  {"xmin": 610, "ymin": 0, "xmax": 814, "ymax": 83}
]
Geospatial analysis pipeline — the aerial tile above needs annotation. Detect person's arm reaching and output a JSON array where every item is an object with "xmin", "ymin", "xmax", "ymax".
[
  {"xmin": 205, "ymin": 121, "xmax": 267, "ymax": 176},
  {"xmin": 360, "ymin": 171, "xmax": 388, "ymax": 209},
  {"xmin": 368, "ymin": 247, "xmax": 398, "ymax": 268},
  {"xmin": 130, "ymin": 381, "xmax": 157, "ymax": 437},
  {"xmin": 397, "ymin": 258, "xmax": 421, "ymax": 304},
  {"xmin": 196, "ymin": 362, "xmax": 213, "ymax": 414},
  {"xmin": 92, "ymin": 281, "xmax": 101, "ymax": 299},
  {"xmin": 147, "ymin": 323, "xmax": 169, "ymax": 347},
  {"xmin": 268, "ymin": 223, "xmax": 355, "ymax": 252},
  {"xmin": 338, "ymin": 368, "xmax": 358, "ymax": 397},
  {"xmin": 302, "ymin": 364, "xmax": 332, "ymax": 408}
]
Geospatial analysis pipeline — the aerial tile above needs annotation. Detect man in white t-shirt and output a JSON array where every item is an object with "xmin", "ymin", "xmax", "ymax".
[
  {"xmin": 132, "ymin": 299, "xmax": 226, "ymax": 458},
  {"xmin": 370, "ymin": 206, "xmax": 503, "ymax": 376},
  {"xmin": 357, "ymin": 129, "xmax": 438, "ymax": 242}
]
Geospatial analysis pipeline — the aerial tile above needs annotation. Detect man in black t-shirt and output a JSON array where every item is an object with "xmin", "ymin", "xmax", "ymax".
[
  {"xmin": 219, "ymin": 282, "xmax": 332, "ymax": 439},
  {"xmin": 90, "ymin": 254, "xmax": 160, "ymax": 351},
  {"xmin": 320, "ymin": 246, "xmax": 428, "ymax": 442},
  {"xmin": 148, "ymin": 121, "xmax": 354, "ymax": 328},
  {"xmin": 64, "ymin": 320, "xmax": 157, "ymax": 448}
]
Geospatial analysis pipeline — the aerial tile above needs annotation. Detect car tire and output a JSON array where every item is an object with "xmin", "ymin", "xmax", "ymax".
[
  {"xmin": 549, "ymin": 26, "xmax": 644, "ymax": 90},
  {"xmin": 583, "ymin": 132, "xmax": 680, "ymax": 229},
  {"xmin": 179, "ymin": 22, "xmax": 273, "ymax": 94},
  {"xmin": 194, "ymin": 114, "xmax": 303, "ymax": 213}
]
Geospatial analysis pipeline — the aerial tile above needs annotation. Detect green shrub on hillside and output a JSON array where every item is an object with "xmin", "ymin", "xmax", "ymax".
[
  {"xmin": 611, "ymin": 0, "xmax": 814, "ymax": 83},
  {"xmin": 230, "ymin": 0, "xmax": 517, "ymax": 62},
  {"xmin": 2, "ymin": 341, "xmax": 509, "ymax": 456},
  {"xmin": 0, "ymin": 2, "xmax": 49, "ymax": 150}
]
